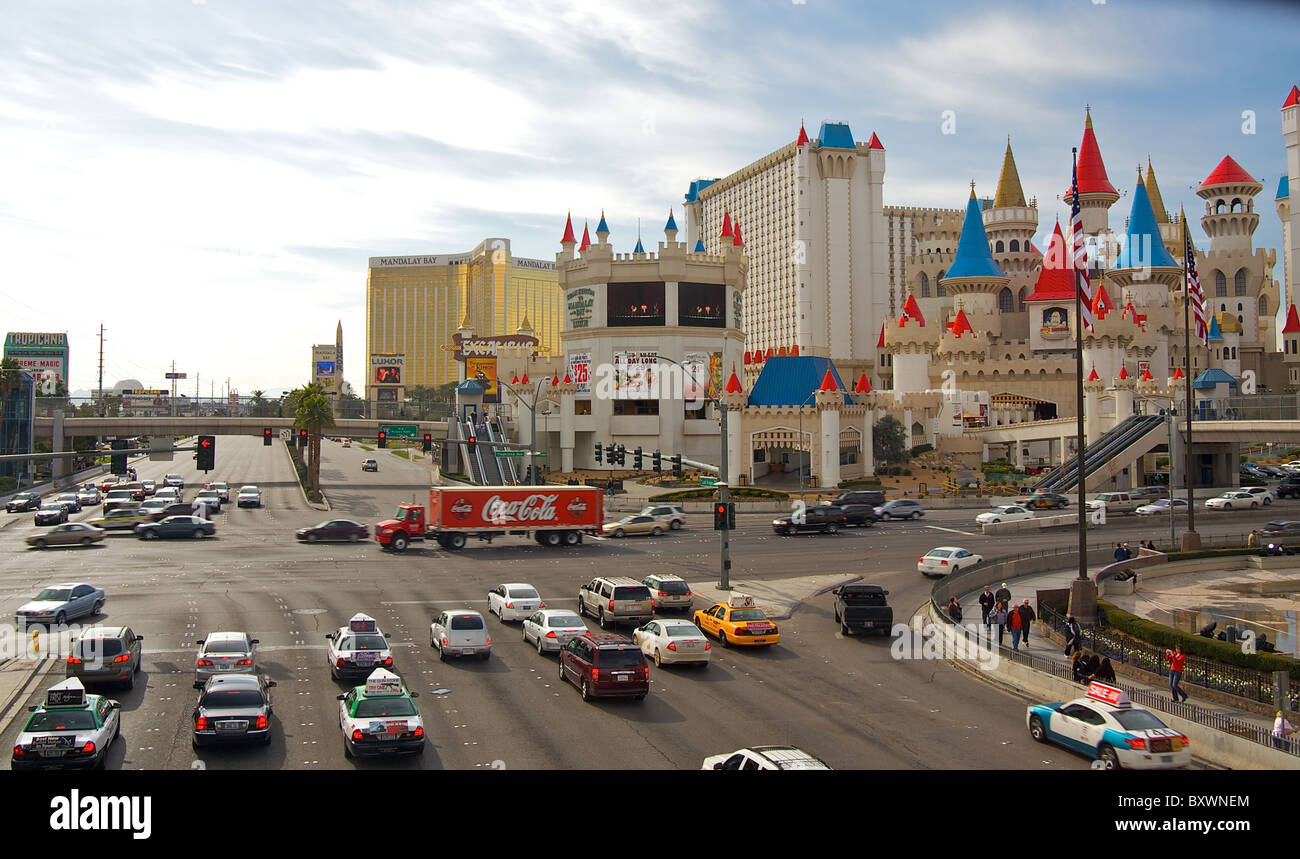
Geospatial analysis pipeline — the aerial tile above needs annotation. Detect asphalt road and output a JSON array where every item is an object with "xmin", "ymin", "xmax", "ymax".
[{"xmin": 1, "ymin": 434, "xmax": 1276, "ymax": 770}]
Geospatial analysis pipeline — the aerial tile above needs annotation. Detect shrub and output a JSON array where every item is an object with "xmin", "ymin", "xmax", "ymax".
[
  {"xmin": 910, "ymin": 443, "xmax": 934, "ymax": 457},
  {"xmin": 1098, "ymin": 599, "xmax": 1300, "ymax": 672},
  {"xmin": 650, "ymin": 487, "xmax": 788, "ymax": 502},
  {"xmin": 981, "ymin": 459, "xmax": 1014, "ymax": 474},
  {"xmin": 0, "ymin": 476, "xmax": 15, "ymax": 492}
]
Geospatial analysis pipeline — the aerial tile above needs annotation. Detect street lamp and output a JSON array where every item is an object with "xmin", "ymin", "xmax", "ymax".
[
  {"xmin": 797, "ymin": 390, "xmax": 817, "ymax": 502},
  {"xmin": 486, "ymin": 371, "xmax": 552, "ymax": 484},
  {"xmin": 1136, "ymin": 393, "xmax": 1178, "ymax": 550}
]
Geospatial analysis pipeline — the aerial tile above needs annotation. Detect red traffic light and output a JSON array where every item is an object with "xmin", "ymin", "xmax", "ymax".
[
  {"xmin": 199, "ymin": 438, "xmax": 212, "ymax": 449},
  {"xmin": 423, "ymin": 433, "xmax": 432, "ymax": 442}
]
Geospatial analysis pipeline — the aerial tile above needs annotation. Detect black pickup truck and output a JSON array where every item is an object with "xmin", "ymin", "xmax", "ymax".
[{"xmin": 832, "ymin": 583, "xmax": 893, "ymax": 636}]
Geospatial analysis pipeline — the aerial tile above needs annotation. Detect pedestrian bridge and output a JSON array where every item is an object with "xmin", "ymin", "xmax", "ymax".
[
  {"xmin": 967, "ymin": 418, "xmax": 1300, "ymax": 446},
  {"xmin": 32, "ymin": 416, "xmax": 449, "ymax": 440}
]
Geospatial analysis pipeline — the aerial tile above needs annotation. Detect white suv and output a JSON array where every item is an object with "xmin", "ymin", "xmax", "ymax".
[{"xmin": 639, "ymin": 505, "xmax": 687, "ymax": 530}]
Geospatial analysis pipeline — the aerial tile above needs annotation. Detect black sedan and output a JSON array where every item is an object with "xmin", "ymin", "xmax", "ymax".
[
  {"xmin": 7, "ymin": 492, "xmax": 42, "ymax": 513},
  {"xmin": 1016, "ymin": 492, "xmax": 1070, "ymax": 510},
  {"xmin": 840, "ymin": 504, "xmax": 878, "ymax": 527},
  {"xmin": 192, "ymin": 674, "xmax": 276, "ymax": 747},
  {"xmin": 34, "ymin": 503, "xmax": 69, "ymax": 526},
  {"xmin": 135, "ymin": 515, "xmax": 216, "ymax": 540},
  {"xmin": 296, "ymin": 519, "xmax": 369, "ymax": 543},
  {"xmin": 1258, "ymin": 521, "xmax": 1300, "ymax": 542}
]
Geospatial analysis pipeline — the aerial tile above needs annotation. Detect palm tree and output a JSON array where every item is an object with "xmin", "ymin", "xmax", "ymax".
[
  {"xmin": 293, "ymin": 381, "xmax": 335, "ymax": 496},
  {"xmin": 249, "ymin": 390, "xmax": 269, "ymax": 418}
]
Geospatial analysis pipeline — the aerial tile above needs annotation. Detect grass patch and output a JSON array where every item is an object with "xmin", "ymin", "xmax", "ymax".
[
  {"xmin": 650, "ymin": 487, "xmax": 789, "ymax": 502},
  {"xmin": 390, "ymin": 450, "xmax": 409, "ymax": 460},
  {"xmin": 359, "ymin": 444, "xmax": 374, "ymax": 452}
]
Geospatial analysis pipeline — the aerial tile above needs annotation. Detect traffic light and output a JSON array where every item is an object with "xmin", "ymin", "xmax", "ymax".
[
  {"xmin": 634, "ymin": 447, "xmax": 643, "ymax": 470},
  {"xmin": 594, "ymin": 443, "xmax": 603, "ymax": 464},
  {"xmin": 467, "ymin": 433, "xmax": 476, "ymax": 452},
  {"xmin": 110, "ymin": 438, "xmax": 127, "ymax": 476},
  {"xmin": 713, "ymin": 501, "xmax": 736, "ymax": 531},
  {"xmin": 672, "ymin": 454, "xmax": 683, "ymax": 478},
  {"xmin": 298, "ymin": 429, "xmax": 308, "ymax": 449},
  {"xmin": 616, "ymin": 444, "xmax": 626, "ymax": 466},
  {"xmin": 377, "ymin": 430, "xmax": 387, "ymax": 449},
  {"xmin": 422, "ymin": 433, "xmax": 433, "ymax": 453},
  {"xmin": 263, "ymin": 427, "xmax": 272, "ymax": 446},
  {"xmin": 652, "ymin": 450, "xmax": 662, "ymax": 473},
  {"xmin": 196, "ymin": 435, "xmax": 215, "ymax": 471}
]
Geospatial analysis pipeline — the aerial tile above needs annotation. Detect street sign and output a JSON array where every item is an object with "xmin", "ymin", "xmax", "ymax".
[
  {"xmin": 494, "ymin": 451, "xmax": 525, "ymax": 457},
  {"xmin": 379, "ymin": 424, "xmax": 418, "ymax": 439},
  {"xmin": 700, "ymin": 476, "xmax": 718, "ymax": 487},
  {"xmin": 165, "ymin": 372, "xmax": 187, "ymax": 379}
]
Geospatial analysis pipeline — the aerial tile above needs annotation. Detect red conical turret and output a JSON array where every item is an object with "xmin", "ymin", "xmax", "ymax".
[
  {"xmin": 819, "ymin": 370, "xmax": 838, "ymax": 392},
  {"xmin": 1117, "ymin": 365, "xmax": 1129, "ymax": 380},
  {"xmin": 877, "ymin": 322, "xmax": 886, "ymax": 349},
  {"xmin": 1139, "ymin": 368, "xmax": 1154, "ymax": 382},
  {"xmin": 1091, "ymin": 278, "xmax": 1114, "ymax": 319},
  {"xmin": 796, "ymin": 122, "xmax": 810, "ymax": 147},
  {"xmin": 867, "ymin": 132, "xmax": 884, "ymax": 150},
  {"xmin": 1284, "ymin": 304, "xmax": 1300, "ymax": 334},
  {"xmin": 789, "ymin": 344, "xmax": 799, "ymax": 356},
  {"xmin": 732, "ymin": 220, "xmax": 744, "ymax": 247},
  {"xmin": 854, "ymin": 373, "xmax": 872, "ymax": 394},
  {"xmin": 560, "ymin": 212, "xmax": 576, "ymax": 245},
  {"xmin": 1064, "ymin": 109, "xmax": 1117, "ymax": 199},
  {"xmin": 578, "ymin": 223, "xmax": 591, "ymax": 252},
  {"xmin": 902, "ymin": 293, "xmax": 925, "ymax": 326},
  {"xmin": 1087, "ymin": 368, "xmax": 1100, "ymax": 381},
  {"xmin": 1172, "ymin": 367, "xmax": 1184, "ymax": 380},
  {"xmin": 1285, "ymin": 85, "xmax": 1300, "ymax": 108},
  {"xmin": 725, "ymin": 372, "xmax": 744, "ymax": 394},
  {"xmin": 948, "ymin": 308, "xmax": 974, "ymax": 338},
  {"xmin": 720, "ymin": 210, "xmax": 733, "ymax": 239}
]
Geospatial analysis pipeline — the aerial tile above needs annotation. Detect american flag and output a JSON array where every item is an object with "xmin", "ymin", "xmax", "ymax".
[
  {"xmin": 1071, "ymin": 156, "xmax": 1093, "ymax": 332},
  {"xmin": 1183, "ymin": 216, "xmax": 1208, "ymax": 347}
]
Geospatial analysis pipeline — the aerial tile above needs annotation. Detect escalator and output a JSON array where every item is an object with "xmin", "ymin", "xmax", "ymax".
[
  {"xmin": 1032, "ymin": 414, "xmax": 1166, "ymax": 493},
  {"xmin": 474, "ymin": 420, "xmax": 507, "ymax": 486},
  {"xmin": 448, "ymin": 418, "xmax": 486, "ymax": 485},
  {"xmin": 485, "ymin": 417, "xmax": 518, "ymax": 484}
]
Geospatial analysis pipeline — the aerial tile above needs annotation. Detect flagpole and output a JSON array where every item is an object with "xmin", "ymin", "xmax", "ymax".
[{"xmin": 1181, "ymin": 215, "xmax": 1201, "ymax": 549}]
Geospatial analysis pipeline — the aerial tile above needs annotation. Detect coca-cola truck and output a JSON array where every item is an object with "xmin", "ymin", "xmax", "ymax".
[{"xmin": 374, "ymin": 486, "xmax": 605, "ymax": 551}]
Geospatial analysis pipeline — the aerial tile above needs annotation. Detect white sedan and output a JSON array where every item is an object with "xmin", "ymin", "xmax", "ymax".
[
  {"xmin": 632, "ymin": 619, "xmax": 711, "ymax": 667},
  {"xmin": 918, "ymin": 547, "xmax": 983, "ymax": 577},
  {"xmin": 487, "ymin": 583, "xmax": 544, "ymax": 622},
  {"xmin": 1205, "ymin": 491, "xmax": 1259, "ymax": 510},
  {"xmin": 521, "ymin": 609, "xmax": 588, "ymax": 654},
  {"xmin": 1136, "ymin": 498, "xmax": 1189, "ymax": 517},
  {"xmin": 976, "ymin": 505, "xmax": 1034, "ymax": 525}
]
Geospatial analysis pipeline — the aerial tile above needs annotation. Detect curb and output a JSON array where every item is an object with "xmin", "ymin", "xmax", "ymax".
[
  {"xmin": 0, "ymin": 658, "xmax": 56, "ymax": 740},
  {"xmin": 282, "ymin": 442, "xmax": 330, "ymax": 512}
]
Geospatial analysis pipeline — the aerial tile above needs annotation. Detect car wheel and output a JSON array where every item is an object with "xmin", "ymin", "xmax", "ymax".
[
  {"xmin": 717, "ymin": 629, "xmax": 729, "ymax": 648},
  {"xmin": 654, "ymin": 650, "xmax": 663, "ymax": 667},
  {"xmin": 34, "ymin": 539, "xmax": 46, "ymax": 549},
  {"xmin": 438, "ymin": 644, "xmax": 447, "ymax": 662},
  {"xmin": 670, "ymin": 520, "xmax": 682, "ymax": 530},
  {"xmin": 306, "ymin": 533, "xmax": 318, "ymax": 543},
  {"xmin": 910, "ymin": 511, "xmax": 921, "ymax": 520},
  {"xmin": 194, "ymin": 529, "xmax": 206, "ymax": 539},
  {"xmin": 349, "ymin": 533, "xmax": 359, "ymax": 542},
  {"xmin": 613, "ymin": 528, "xmax": 625, "ymax": 538},
  {"xmin": 651, "ymin": 527, "xmax": 663, "ymax": 537},
  {"xmin": 599, "ymin": 609, "xmax": 610, "ymax": 630},
  {"xmin": 55, "ymin": 612, "xmax": 66, "ymax": 626},
  {"xmin": 825, "ymin": 523, "xmax": 838, "ymax": 534},
  {"xmin": 558, "ymin": 661, "xmax": 566, "ymax": 682},
  {"xmin": 1264, "ymin": 498, "xmax": 1272, "ymax": 505},
  {"xmin": 448, "ymin": 533, "xmax": 466, "ymax": 550},
  {"xmin": 842, "ymin": 620, "xmax": 852, "ymax": 636},
  {"xmin": 1029, "ymin": 715, "xmax": 1047, "ymax": 743},
  {"xmin": 92, "ymin": 600, "xmax": 103, "ymax": 616},
  {"xmin": 1251, "ymin": 502, "xmax": 1258, "ymax": 509},
  {"xmin": 392, "ymin": 535, "xmax": 409, "ymax": 552},
  {"xmin": 81, "ymin": 537, "xmax": 92, "ymax": 546},
  {"xmin": 950, "ymin": 566, "xmax": 960, "ymax": 575},
  {"xmin": 343, "ymin": 737, "xmax": 353, "ymax": 759},
  {"xmin": 536, "ymin": 635, "xmax": 545, "ymax": 655},
  {"xmin": 580, "ymin": 679, "xmax": 592, "ymax": 702},
  {"xmin": 563, "ymin": 530, "xmax": 580, "ymax": 546},
  {"xmin": 1097, "ymin": 744, "xmax": 1120, "ymax": 770},
  {"xmin": 1224, "ymin": 503, "xmax": 1231, "ymax": 509}
]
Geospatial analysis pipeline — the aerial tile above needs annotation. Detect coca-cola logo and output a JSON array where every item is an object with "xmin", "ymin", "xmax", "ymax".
[
  {"xmin": 483, "ymin": 494, "xmax": 558, "ymax": 525},
  {"xmin": 450, "ymin": 499, "xmax": 473, "ymax": 519},
  {"xmin": 566, "ymin": 498, "xmax": 588, "ymax": 516}
]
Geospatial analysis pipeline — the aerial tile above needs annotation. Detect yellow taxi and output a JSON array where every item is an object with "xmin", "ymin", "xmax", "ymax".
[{"xmin": 693, "ymin": 594, "xmax": 780, "ymax": 648}]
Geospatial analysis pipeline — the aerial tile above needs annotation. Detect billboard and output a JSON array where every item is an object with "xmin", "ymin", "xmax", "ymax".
[
  {"xmin": 567, "ymin": 351, "xmax": 591, "ymax": 395},
  {"xmin": 315, "ymin": 361, "xmax": 336, "ymax": 377},
  {"xmin": 681, "ymin": 351, "xmax": 722, "ymax": 402},
  {"xmin": 374, "ymin": 365, "xmax": 401, "ymax": 385},
  {"xmin": 613, "ymin": 350, "xmax": 658, "ymax": 399},
  {"xmin": 466, "ymin": 357, "xmax": 498, "ymax": 399},
  {"xmin": 120, "ymin": 389, "xmax": 170, "ymax": 413},
  {"xmin": 4, "ymin": 332, "xmax": 69, "ymax": 393}
]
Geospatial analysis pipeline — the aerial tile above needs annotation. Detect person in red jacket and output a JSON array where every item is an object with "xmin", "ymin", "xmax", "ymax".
[
  {"xmin": 1165, "ymin": 644, "xmax": 1189, "ymax": 703},
  {"xmin": 1008, "ymin": 604, "xmax": 1024, "ymax": 651}
]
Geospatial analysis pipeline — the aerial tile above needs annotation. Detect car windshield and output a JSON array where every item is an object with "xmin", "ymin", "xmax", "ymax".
[
  {"xmin": 200, "ymin": 689, "xmax": 264, "ymax": 708},
  {"xmin": 240, "ymin": 487, "xmax": 258, "ymax": 493},
  {"xmin": 198, "ymin": 490, "xmax": 217, "ymax": 497},
  {"xmin": 340, "ymin": 634, "xmax": 387, "ymax": 651},
  {"xmin": 1112, "ymin": 709, "xmax": 1170, "ymax": 731},
  {"xmin": 548, "ymin": 614, "xmax": 583, "ymax": 627},
  {"xmin": 77, "ymin": 638, "xmax": 123, "ymax": 657},
  {"xmin": 393, "ymin": 508, "xmax": 411, "ymax": 522},
  {"xmin": 205, "ymin": 640, "xmax": 248, "ymax": 654},
  {"xmin": 354, "ymin": 697, "xmax": 417, "ymax": 718},
  {"xmin": 653, "ymin": 580, "xmax": 690, "ymax": 595},
  {"xmin": 663, "ymin": 625, "xmax": 700, "ymax": 637},
  {"xmin": 450, "ymin": 615, "xmax": 484, "ymax": 630},
  {"xmin": 729, "ymin": 609, "xmax": 768, "ymax": 621},
  {"xmin": 34, "ymin": 589, "xmax": 72, "ymax": 601},
  {"xmin": 507, "ymin": 587, "xmax": 539, "ymax": 599},
  {"xmin": 26, "ymin": 710, "xmax": 97, "ymax": 731},
  {"xmin": 595, "ymin": 648, "xmax": 644, "ymax": 668},
  {"xmin": 40, "ymin": 503, "xmax": 62, "ymax": 510}
]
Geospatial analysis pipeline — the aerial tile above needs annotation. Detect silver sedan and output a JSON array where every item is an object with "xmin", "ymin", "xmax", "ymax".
[
  {"xmin": 633, "ymin": 619, "xmax": 711, "ymax": 667},
  {"xmin": 194, "ymin": 632, "xmax": 259, "ymax": 688},
  {"xmin": 521, "ymin": 609, "xmax": 588, "ymax": 654}
]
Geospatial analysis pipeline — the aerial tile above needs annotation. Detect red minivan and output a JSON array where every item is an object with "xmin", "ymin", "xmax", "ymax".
[{"xmin": 558, "ymin": 633, "xmax": 649, "ymax": 702}]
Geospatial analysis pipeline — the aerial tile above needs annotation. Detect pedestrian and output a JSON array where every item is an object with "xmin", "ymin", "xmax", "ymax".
[
  {"xmin": 1114, "ymin": 542, "xmax": 1126, "ymax": 563},
  {"xmin": 978, "ymin": 586, "xmax": 995, "ymax": 626},
  {"xmin": 1096, "ymin": 657, "xmax": 1117, "ymax": 683},
  {"xmin": 1122, "ymin": 542, "xmax": 1132, "ymax": 560},
  {"xmin": 1008, "ymin": 601, "xmax": 1024, "ymax": 651},
  {"xmin": 1248, "ymin": 529, "xmax": 1260, "ymax": 549},
  {"xmin": 1071, "ymin": 650, "xmax": 1090, "ymax": 683},
  {"xmin": 994, "ymin": 582, "xmax": 1011, "ymax": 607},
  {"xmin": 1017, "ymin": 599, "xmax": 1036, "ymax": 646},
  {"xmin": 1165, "ymin": 644, "xmax": 1190, "ymax": 703},
  {"xmin": 947, "ymin": 596, "xmax": 963, "ymax": 623},
  {"xmin": 1273, "ymin": 711, "xmax": 1296, "ymax": 751},
  {"xmin": 1084, "ymin": 653, "xmax": 1101, "ymax": 682},
  {"xmin": 1063, "ymin": 615, "xmax": 1083, "ymax": 656},
  {"xmin": 989, "ymin": 601, "xmax": 1008, "ymax": 646}
]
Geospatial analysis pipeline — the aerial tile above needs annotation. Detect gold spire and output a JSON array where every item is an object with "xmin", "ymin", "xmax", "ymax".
[
  {"xmin": 457, "ymin": 307, "xmax": 472, "ymax": 330},
  {"xmin": 992, "ymin": 141, "xmax": 1027, "ymax": 208},
  {"xmin": 969, "ymin": 180, "xmax": 976, "ymax": 199},
  {"xmin": 517, "ymin": 311, "xmax": 533, "ymax": 334},
  {"xmin": 1085, "ymin": 105, "xmax": 1092, "ymax": 129},
  {"xmin": 1145, "ymin": 158, "xmax": 1169, "ymax": 224}
]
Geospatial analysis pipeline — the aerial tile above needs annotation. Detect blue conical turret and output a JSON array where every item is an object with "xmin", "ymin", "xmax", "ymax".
[
  {"xmin": 946, "ymin": 185, "xmax": 1006, "ymax": 279},
  {"xmin": 1112, "ymin": 177, "xmax": 1178, "ymax": 270}
]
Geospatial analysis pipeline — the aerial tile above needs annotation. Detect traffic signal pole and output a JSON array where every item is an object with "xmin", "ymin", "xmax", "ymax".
[{"xmin": 718, "ymin": 399, "xmax": 731, "ymax": 591}]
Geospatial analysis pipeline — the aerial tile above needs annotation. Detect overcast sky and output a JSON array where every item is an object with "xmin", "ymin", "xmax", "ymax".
[{"xmin": 1, "ymin": 0, "xmax": 1296, "ymax": 396}]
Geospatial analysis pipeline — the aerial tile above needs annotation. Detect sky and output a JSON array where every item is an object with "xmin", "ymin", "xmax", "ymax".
[{"xmin": 1, "ymin": 0, "xmax": 1297, "ymax": 397}]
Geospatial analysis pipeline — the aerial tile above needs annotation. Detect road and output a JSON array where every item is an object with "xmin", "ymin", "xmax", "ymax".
[{"xmin": 2, "ymin": 434, "xmax": 1273, "ymax": 770}]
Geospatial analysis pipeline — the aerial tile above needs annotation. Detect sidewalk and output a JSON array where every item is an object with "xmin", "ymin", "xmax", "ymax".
[{"xmin": 953, "ymin": 566, "xmax": 1277, "ymax": 737}]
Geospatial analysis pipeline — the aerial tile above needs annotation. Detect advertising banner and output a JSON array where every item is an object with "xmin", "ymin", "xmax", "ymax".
[
  {"xmin": 4, "ymin": 331, "xmax": 69, "ymax": 390},
  {"xmin": 567, "ymin": 351, "xmax": 591, "ymax": 394},
  {"xmin": 466, "ymin": 357, "xmax": 498, "ymax": 400},
  {"xmin": 613, "ymin": 350, "xmax": 658, "ymax": 399},
  {"xmin": 315, "ymin": 361, "xmax": 336, "ymax": 377},
  {"xmin": 681, "ymin": 351, "xmax": 722, "ymax": 402}
]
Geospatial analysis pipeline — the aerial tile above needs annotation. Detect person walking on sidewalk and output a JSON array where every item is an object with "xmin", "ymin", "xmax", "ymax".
[
  {"xmin": 1063, "ymin": 616, "xmax": 1083, "ymax": 656},
  {"xmin": 1071, "ymin": 650, "xmax": 1090, "ymax": 683},
  {"xmin": 1166, "ymin": 644, "xmax": 1190, "ymax": 703},
  {"xmin": 1114, "ymin": 542, "xmax": 1127, "ymax": 563},
  {"xmin": 947, "ymin": 597, "xmax": 963, "ymax": 623},
  {"xmin": 1096, "ymin": 657, "xmax": 1116, "ymax": 683},
  {"xmin": 1273, "ymin": 711, "xmax": 1295, "ymax": 751},
  {"xmin": 1248, "ymin": 529, "xmax": 1260, "ymax": 549},
  {"xmin": 989, "ymin": 601, "xmax": 1008, "ymax": 646},
  {"xmin": 994, "ymin": 582, "xmax": 1011, "ymax": 608},
  {"xmin": 1017, "ymin": 599, "xmax": 1036, "ymax": 647},
  {"xmin": 978, "ymin": 586, "xmax": 995, "ymax": 626},
  {"xmin": 1008, "ymin": 602, "xmax": 1024, "ymax": 651}
]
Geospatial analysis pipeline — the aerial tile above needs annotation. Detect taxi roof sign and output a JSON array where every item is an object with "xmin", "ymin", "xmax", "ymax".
[
  {"xmin": 364, "ymin": 668, "xmax": 403, "ymax": 697},
  {"xmin": 727, "ymin": 593, "xmax": 756, "ymax": 609},
  {"xmin": 45, "ymin": 677, "xmax": 87, "ymax": 708},
  {"xmin": 1086, "ymin": 681, "xmax": 1130, "ymax": 709},
  {"xmin": 349, "ymin": 612, "xmax": 378, "ymax": 633}
]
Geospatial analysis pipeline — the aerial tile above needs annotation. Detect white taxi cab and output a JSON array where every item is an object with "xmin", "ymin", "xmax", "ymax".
[
  {"xmin": 1026, "ymin": 682, "xmax": 1191, "ymax": 769},
  {"xmin": 11, "ymin": 678, "xmax": 120, "ymax": 770},
  {"xmin": 337, "ymin": 668, "xmax": 424, "ymax": 758},
  {"xmin": 326, "ymin": 613, "xmax": 394, "ymax": 681}
]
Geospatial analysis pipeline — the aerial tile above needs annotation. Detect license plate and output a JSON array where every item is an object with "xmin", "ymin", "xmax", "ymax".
[
  {"xmin": 1161, "ymin": 755, "xmax": 1173, "ymax": 763},
  {"xmin": 617, "ymin": 674, "xmax": 629, "ymax": 682},
  {"xmin": 41, "ymin": 750, "xmax": 65, "ymax": 758},
  {"xmin": 217, "ymin": 721, "xmax": 248, "ymax": 733},
  {"xmin": 355, "ymin": 653, "xmax": 376, "ymax": 664},
  {"xmin": 379, "ymin": 732, "xmax": 401, "ymax": 741},
  {"xmin": 751, "ymin": 637, "xmax": 768, "ymax": 644}
]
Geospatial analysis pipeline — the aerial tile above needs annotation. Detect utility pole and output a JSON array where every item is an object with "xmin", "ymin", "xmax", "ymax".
[
  {"xmin": 170, "ymin": 360, "xmax": 177, "ymax": 417},
  {"xmin": 97, "ymin": 323, "xmax": 105, "ymax": 415}
]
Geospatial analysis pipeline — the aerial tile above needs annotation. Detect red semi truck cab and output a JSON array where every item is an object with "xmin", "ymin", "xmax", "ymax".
[{"xmin": 374, "ymin": 486, "xmax": 604, "ymax": 551}]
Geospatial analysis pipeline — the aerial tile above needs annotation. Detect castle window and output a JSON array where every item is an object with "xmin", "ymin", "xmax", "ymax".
[
  {"xmin": 1259, "ymin": 296, "xmax": 1268, "ymax": 316},
  {"xmin": 606, "ymin": 282, "xmax": 666, "ymax": 327},
  {"xmin": 995, "ymin": 240, "xmax": 1005, "ymax": 253},
  {"xmin": 936, "ymin": 270, "xmax": 946, "ymax": 297},
  {"xmin": 1231, "ymin": 198, "xmax": 1243, "ymax": 213},
  {"xmin": 1010, "ymin": 239, "xmax": 1020, "ymax": 252},
  {"xmin": 1018, "ymin": 289, "xmax": 1027, "ymax": 312},
  {"xmin": 1215, "ymin": 271, "xmax": 1227, "ymax": 297},
  {"xmin": 920, "ymin": 272, "xmax": 931, "ymax": 297},
  {"xmin": 998, "ymin": 288, "xmax": 1014, "ymax": 313},
  {"xmin": 1234, "ymin": 268, "xmax": 1247, "ymax": 296},
  {"xmin": 678, "ymin": 282, "xmax": 726, "ymax": 328}
]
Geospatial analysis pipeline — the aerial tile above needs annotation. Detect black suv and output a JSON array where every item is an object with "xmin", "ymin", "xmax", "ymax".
[
  {"xmin": 1276, "ymin": 477, "xmax": 1300, "ymax": 500},
  {"xmin": 829, "ymin": 490, "xmax": 885, "ymax": 508},
  {"xmin": 840, "ymin": 504, "xmax": 878, "ymax": 527},
  {"xmin": 772, "ymin": 505, "xmax": 846, "ymax": 535}
]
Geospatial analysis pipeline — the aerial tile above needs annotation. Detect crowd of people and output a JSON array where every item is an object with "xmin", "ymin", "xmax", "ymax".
[{"xmin": 975, "ymin": 584, "xmax": 1036, "ymax": 651}]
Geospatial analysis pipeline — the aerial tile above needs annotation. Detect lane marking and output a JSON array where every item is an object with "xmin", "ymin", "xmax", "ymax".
[
  {"xmin": 925, "ymin": 524, "xmax": 980, "ymax": 537},
  {"xmin": 379, "ymin": 598, "xmax": 579, "ymax": 606}
]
